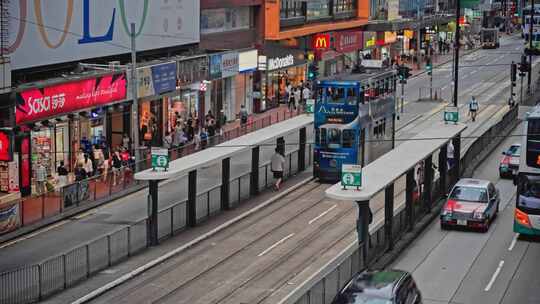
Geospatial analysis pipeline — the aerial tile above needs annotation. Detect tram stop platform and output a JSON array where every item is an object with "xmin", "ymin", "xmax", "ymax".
[{"xmin": 326, "ymin": 122, "xmax": 467, "ymax": 260}]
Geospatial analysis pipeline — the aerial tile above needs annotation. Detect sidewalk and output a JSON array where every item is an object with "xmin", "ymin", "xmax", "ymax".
[{"xmin": 0, "ymin": 105, "xmax": 304, "ymax": 243}]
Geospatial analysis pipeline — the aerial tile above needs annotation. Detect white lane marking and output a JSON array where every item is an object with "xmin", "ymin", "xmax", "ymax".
[
  {"xmin": 258, "ymin": 233, "xmax": 295, "ymax": 257},
  {"xmin": 508, "ymin": 233, "xmax": 519, "ymax": 251},
  {"xmin": 309, "ymin": 205, "xmax": 337, "ymax": 225},
  {"xmin": 484, "ymin": 260, "xmax": 505, "ymax": 292}
]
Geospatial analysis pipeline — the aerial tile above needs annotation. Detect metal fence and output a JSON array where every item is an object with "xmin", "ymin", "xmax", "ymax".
[
  {"xmin": 418, "ymin": 87, "xmax": 443, "ymax": 102},
  {"xmin": 289, "ymin": 106, "xmax": 518, "ymax": 304},
  {"xmin": 4, "ymin": 109, "xmax": 304, "ymax": 237},
  {"xmin": 0, "ymin": 144, "xmax": 313, "ymax": 304}
]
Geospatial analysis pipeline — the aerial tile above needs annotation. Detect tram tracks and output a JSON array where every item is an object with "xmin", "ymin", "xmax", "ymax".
[
  {"xmin": 168, "ymin": 202, "xmax": 357, "ymax": 304},
  {"xmin": 100, "ymin": 182, "xmax": 334, "ymax": 303}
]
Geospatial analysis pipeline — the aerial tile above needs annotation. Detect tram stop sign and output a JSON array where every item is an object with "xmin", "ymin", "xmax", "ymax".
[
  {"xmin": 341, "ymin": 164, "xmax": 362, "ymax": 189},
  {"xmin": 444, "ymin": 106, "xmax": 459, "ymax": 124},
  {"xmin": 151, "ymin": 147, "xmax": 169, "ymax": 171},
  {"xmin": 306, "ymin": 99, "xmax": 315, "ymax": 113}
]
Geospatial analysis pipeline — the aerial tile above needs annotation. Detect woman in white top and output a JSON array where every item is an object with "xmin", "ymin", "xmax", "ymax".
[{"xmin": 82, "ymin": 154, "xmax": 93, "ymax": 177}]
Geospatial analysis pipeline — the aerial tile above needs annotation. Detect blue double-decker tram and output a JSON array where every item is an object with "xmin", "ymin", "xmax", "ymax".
[{"xmin": 313, "ymin": 70, "xmax": 397, "ymax": 182}]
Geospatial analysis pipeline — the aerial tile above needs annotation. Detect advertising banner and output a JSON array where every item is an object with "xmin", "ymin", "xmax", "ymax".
[
  {"xmin": 239, "ymin": 50, "xmax": 258, "ymax": 73},
  {"xmin": 0, "ymin": 201, "xmax": 20, "ymax": 235},
  {"xmin": 7, "ymin": 0, "xmax": 200, "ymax": 70},
  {"xmin": 363, "ymin": 32, "xmax": 377, "ymax": 49},
  {"xmin": 388, "ymin": 0, "xmax": 401, "ymax": 20},
  {"xmin": 16, "ymin": 74, "xmax": 127, "ymax": 124},
  {"xmin": 137, "ymin": 62, "xmax": 177, "ymax": 98},
  {"xmin": 0, "ymin": 130, "xmax": 12, "ymax": 162}
]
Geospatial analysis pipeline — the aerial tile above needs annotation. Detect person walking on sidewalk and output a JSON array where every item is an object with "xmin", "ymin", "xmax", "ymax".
[
  {"xmin": 57, "ymin": 161, "xmax": 68, "ymax": 189},
  {"xmin": 239, "ymin": 105, "xmax": 248, "ymax": 129},
  {"xmin": 271, "ymin": 148, "xmax": 285, "ymax": 191},
  {"xmin": 468, "ymin": 96, "xmax": 479, "ymax": 122},
  {"xmin": 293, "ymin": 87, "xmax": 301, "ymax": 112}
]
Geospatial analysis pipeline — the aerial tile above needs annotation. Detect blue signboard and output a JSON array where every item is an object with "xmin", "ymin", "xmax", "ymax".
[
  {"xmin": 209, "ymin": 54, "xmax": 223, "ymax": 79},
  {"xmin": 151, "ymin": 62, "xmax": 177, "ymax": 94}
]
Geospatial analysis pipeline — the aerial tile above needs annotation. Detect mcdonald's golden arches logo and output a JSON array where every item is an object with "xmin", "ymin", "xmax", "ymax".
[{"xmin": 312, "ymin": 34, "xmax": 330, "ymax": 50}]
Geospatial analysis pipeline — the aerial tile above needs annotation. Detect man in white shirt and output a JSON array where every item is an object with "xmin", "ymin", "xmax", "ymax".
[
  {"xmin": 447, "ymin": 141, "xmax": 455, "ymax": 169},
  {"xmin": 302, "ymin": 86, "xmax": 311, "ymax": 102},
  {"xmin": 468, "ymin": 96, "xmax": 479, "ymax": 122},
  {"xmin": 271, "ymin": 148, "xmax": 285, "ymax": 191}
]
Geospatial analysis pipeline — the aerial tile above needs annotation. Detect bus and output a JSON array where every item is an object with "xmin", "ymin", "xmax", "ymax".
[
  {"xmin": 313, "ymin": 70, "xmax": 396, "ymax": 182},
  {"xmin": 522, "ymin": 14, "xmax": 540, "ymax": 54},
  {"xmin": 515, "ymin": 106, "xmax": 540, "ymax": 235},
  {"xmin": 480, "ymin": 28, "xmax": 500, "ymax": 49}
]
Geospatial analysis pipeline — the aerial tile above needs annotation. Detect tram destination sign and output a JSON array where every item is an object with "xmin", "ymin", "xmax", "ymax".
[
  {"xmin": 151, "ymin": 147, "xmax": 169, "ymax": 171},
  {"xmin": 341, "ymin": 164, "xmax": 362, "ymax": 189}
]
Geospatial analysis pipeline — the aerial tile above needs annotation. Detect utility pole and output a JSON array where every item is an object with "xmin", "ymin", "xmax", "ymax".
[
  {"xmin": 528, "ymin": 0, "xmax": 534, "ymax": 94},
  {"xmin": 452, "ymin": 0, "xmax": 461, "ymax": 107},
  {"xmin": 417, "ymin": 2, "xmax": 422, "ymax": 70},
  {"xmin": 130, "ymin": 23, "xmax": 141, "ymax": 172}
]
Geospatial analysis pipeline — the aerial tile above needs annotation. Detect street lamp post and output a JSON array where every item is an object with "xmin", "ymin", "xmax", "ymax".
[
  {"xmin": 130, "ymin": 23, "xmax": 141, "ymax": 172},
  {"xmin": 452, "ymin": 0, "xmax": 461, "ymax": 107},
  {"xmin": 527, "ymin": 0, "xmax": 534, "ymax": 94}
]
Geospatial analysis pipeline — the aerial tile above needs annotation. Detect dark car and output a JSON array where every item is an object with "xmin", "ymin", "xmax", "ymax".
[
  {"xmin": 499, "ymin": 144, "xmax": 520, "ymax": 178},
  {"xmin": 332, "ymin": 270, "xmax": 422, "ymax": 304},
  {"xmin": 440, "ymin": 178, "xmax": 500, "ymax": 232}
]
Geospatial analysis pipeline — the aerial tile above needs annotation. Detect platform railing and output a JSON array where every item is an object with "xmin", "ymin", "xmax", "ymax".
[{"xmin": 0, "ymin": 144, "xmax": 313, "ymax": 304}]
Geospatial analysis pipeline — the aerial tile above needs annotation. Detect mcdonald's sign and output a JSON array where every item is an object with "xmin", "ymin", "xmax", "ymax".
[{"xmin": 312, "ymin": 34, "xmax": 331, "ymax": 50}]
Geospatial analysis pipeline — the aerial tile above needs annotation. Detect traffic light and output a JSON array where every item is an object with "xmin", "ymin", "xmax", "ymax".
[
  {"xmin": 397, "ymin": 65, "xmax": 411, "ymax": 83},
  {"xmin": 308, "ymin": 64, "xmax": 319, "ymax": 81},
  {"xmin": 511, "ymin": 61, "xmax": 517, "ymax": 83},
  {"xmin": 426, "ymin": 58, "xmax": 433, "ymax": 75},
  {"xmin": 519, "ymin": 54, "xmax": 530, "ymax": 73}
]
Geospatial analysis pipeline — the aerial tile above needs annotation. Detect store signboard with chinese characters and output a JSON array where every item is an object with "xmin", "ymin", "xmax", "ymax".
[
  {"xmin": 209, "ymin": 52, "xmax": 239, "ymax": 79},
  {"xmin": 222, "ymin": 52, "xmax": 239, "ymax": 78},
  {"xmin": 16, "ymin": 74, "xmax": 127, "ymax": 124},
  {"xmin": 137, "ymin": 62, "xmax": 177, "ymax": 99},
  {"xmin": 335, "ymin": 31, "xmax": 362, "ymax": 53}
]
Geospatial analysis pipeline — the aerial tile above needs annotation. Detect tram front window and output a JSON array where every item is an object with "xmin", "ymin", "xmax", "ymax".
[
  {"xmin": 328, "ymin": 128, "xmax": 341, "ymax": 149},
  {"xmin": 342, "ymin": 129, "xmax": 355, "ymax": 148}
]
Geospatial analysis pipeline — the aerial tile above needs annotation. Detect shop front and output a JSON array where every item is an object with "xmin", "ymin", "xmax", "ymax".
[
  {"xmin": 171, "ymin": 55, "xmax": 209, "ymax": 133},
  {"xmin": 136, "ymin": 61, "xmax": 177, "ymax": 148},
  {"xmin": 15, "ymin": 73, "xmax": 128, "ymax": 195},
  {"xmin": 209, "ymin": 51, "xmax": 240, "ymax": 123},
  {"xmin": 375, "ymin": 31, "xmax": 399, "ymax": 63},
  {"xmin": 237, "ymin": 49, "xmax": 258, "ymax": 115},
  {"xmin": 256, "ymin": 46, "xmax": 307, "ymax": 113}
]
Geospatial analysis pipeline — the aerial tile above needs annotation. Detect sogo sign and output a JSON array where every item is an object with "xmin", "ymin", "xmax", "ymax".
[
  {"xmin": 16, "ymin": 74, "xmax": 127, "ymax": 124},
  {"xmin": 6, "ymin": 0, "xmax": 200, "ymax": 69}
]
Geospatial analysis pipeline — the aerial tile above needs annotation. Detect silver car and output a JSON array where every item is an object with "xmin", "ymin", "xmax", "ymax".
[{"xmin": 440, "ymin": 178, "xmax": 500, "ymax": 232}]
